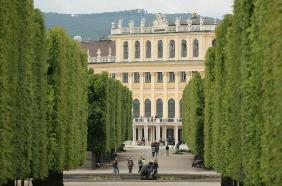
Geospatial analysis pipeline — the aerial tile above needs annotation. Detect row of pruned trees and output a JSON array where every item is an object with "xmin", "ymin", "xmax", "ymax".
[
  {"xmin": 182, "ymin": 73, "xmax": 205, "ymax": 159},
  {"xmin": 87, "ymin": 72, "xmax": 132, "ymax": 168},
  {"xmin": 182, "ymin": 0, "xmax": 282, "ymax": 185},
  {"xmin": 0, "ymin": 1, "xmax": 88, "ymax": 185}
]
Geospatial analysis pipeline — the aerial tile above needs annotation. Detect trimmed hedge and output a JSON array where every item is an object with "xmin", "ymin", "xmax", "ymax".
[{"xmin": 183, "ymin": 0, "xmax": 281, "ymax": 185}]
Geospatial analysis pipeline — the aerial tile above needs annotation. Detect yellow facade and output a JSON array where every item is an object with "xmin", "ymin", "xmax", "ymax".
[{"xmin": 87, "ymin": 13, "xmax": 216, "ymax": 145}]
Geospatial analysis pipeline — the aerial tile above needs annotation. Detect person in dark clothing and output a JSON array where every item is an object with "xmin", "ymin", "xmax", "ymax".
[
  {"xmin": 165, "ymin": 145, "xmax": 169, "ymax": 157},
  {"xmin": 140, "ymin": 161, "xmax": 153, "ymax": 180},
  {"xmin": 151, "ymin": 142, "xmax": 156, "ymax": 157},
  {"xmin": 112, "ymin": 157, "xmax": 119, "ymax": 173},
  {"xmin": 155, "ymin": 141, "xmax": 160, "ymax": 156},
  {"xmin": 127, "ymin": 157, "xmax": 134, "ymax": 173}
]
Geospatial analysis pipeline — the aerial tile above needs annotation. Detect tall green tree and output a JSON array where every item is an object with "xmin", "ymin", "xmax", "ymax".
[
  {"xmin": 87, "ymin": 73, "xmax": 110, "ymax": 168},
  {"xmin": 12, "ymin": 0, "xmax": 34, "ymax": 180},
  {"xmin": 30, "ymin": 9, "xmax": 49, "ymax": 180},
  {"xmin": 211, "ymin": 15, "xmax": 232, "ymax": 174},
  {"xmin": 0, "ymin": 1, "xmax": 18, "ymax": 184},
  {"xmin": 203, "ymin": 47, "xmax": 216, "ymax": 168},
  {"xmin": 44, "ymin": 28, "xmax": 88, "ymax": 182},
  {"xmin": 87, "ymin": 72, "xmax": 132, "ymax": 169},
  {"xmin": 183, "ymin": 72, "xmax": 204, "ymax": 158},
  {"xmin": 258, "ymin": 0, "xmax": 282, "ymax": 185}
]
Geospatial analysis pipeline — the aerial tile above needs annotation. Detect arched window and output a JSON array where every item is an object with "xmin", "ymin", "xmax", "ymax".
[
  {"xmin": 179, "ymin": 99, "xmax": 183, "ymax": 118},
  {"xmin": 158, "ymin": 40, "xmax": 163, "ymax": 58},
  {"xmin": 212, "ymin": 39, "xmax": 216, "ymax": 47},
  {"xmin": 169, "ymin": 40, "xmax": 175, "ymax": 58},
  {"xmin": 168, "ymin": 98, "xmax": 175, "ymax": 118},
  {"xmin": 135, "ymin": 41, "xmax": 140, "ymax": 59},
  {"xmin": 144, "ymin": 99, "xmax": 151, "ymax": 118},
  {"xmin": 123, "ymin": 41, "xmax": 128, "ymax": 59},
  {"xmin": 156, "ymin": 99, "xmax": 163, "ymax": 118},
  {"xmin": 193, "ymin": 39, "xmax": 199, "ymax": 57},
  {"xmin": 181, "ymin": 40, "xmax": 187, "ymax": 57},
  {"xmin": 146, "ymin": 41, "xmax": 151, "ymax": 58},
  {"xmin": 133, "ymin": 99, "xmax": 140, "ymax": 118}
]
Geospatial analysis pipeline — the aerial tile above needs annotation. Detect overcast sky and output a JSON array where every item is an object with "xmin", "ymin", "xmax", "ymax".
[{"xmin": 34, "ymin": 0, "xmax": 234, "ymax": 18}]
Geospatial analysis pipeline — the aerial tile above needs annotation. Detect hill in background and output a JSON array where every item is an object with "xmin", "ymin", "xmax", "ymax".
[{"xmin": 44, "ymin": 9, "xmax": 216, "ymax": 41}]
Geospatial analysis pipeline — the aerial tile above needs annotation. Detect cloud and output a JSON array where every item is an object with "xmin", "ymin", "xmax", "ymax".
[{"xmin": 34, "ymin": 0, "xmax": 234, "ymax": 18}]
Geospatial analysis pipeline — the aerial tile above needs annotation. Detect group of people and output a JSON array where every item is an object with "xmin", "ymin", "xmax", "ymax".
[
  {"xmin": 151, "ymin": 140, "xmax": 170, "ymax": 157},
  {"xmin": 139, "ymin": 158, "xmax": 159, "ymax": 180},
  {"xmin": 112, "ymin": 156, "xmax": 159, "ymax": 180}
]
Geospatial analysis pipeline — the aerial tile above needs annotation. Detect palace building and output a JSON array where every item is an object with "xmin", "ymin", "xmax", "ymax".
[{"xmin": 82, "ymin": 13, "xmax": 217, "ymax": 145}]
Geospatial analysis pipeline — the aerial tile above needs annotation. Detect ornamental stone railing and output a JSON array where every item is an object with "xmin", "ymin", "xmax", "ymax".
[
  {"xmin": 111, "ymin": 25, "xmax": 216, "ymax": 35},
  {"xmin": 88, "ymin": 56, "xmax": 116, "ymax": 64},
  {"xmin": 133, "ymin": 118, "xmax": 182, "ymax": 123}
]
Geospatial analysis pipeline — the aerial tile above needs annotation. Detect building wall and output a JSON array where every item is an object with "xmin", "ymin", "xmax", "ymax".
[
  {"xmin": 112, "ymin": 32, "xmax": 215, "ymax": 63},
  {"xmin": 88, "ymin": 28, "xmax": 215, "ymax": 144},
  {"xmin": 89, "ymin": 61, "xmax": 206, "ymax": 119}
]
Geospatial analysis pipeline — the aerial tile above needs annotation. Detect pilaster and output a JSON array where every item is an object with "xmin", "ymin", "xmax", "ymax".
[
  {"xmin": 163, "ymin": 72, "xmax": 168, "ymax": 119},
  {"xmin": 140, "ymin": 72, "xmax": 144, "ymax": 117},
  {"xmin": 151, "ymin": 72, "xmax": 156, "ymax": 117},
  {"xmin": 175, "ymin": 71, "xmax": 180, "ymax": 118}
]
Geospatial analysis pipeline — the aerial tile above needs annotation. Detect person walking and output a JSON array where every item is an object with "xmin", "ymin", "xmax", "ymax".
[
  {"xmin": 165, "ymin": 145, "xmax": 169, "ymax": 157},
  {"xmin": 127, "ymin": 157, "xmax": 134, "ymax": 173},
  {"xmin": 155, "ymin": 141, "xmax": 160, "ymax": 156},
  {"xmin": 112, "ymin": 157, "xmax": 119, "ymax": 173},
  {"xmin": 151, "ymin": 142, "xmax": 156, "ymax": 157},
  {"xmin": 138, "ymin": 156, "xmax": 144, "ymax": 173}
]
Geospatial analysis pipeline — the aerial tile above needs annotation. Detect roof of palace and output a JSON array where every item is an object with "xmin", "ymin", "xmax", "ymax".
[{"xmin": 81, "ymin": 40, "xmax": 116, "ymax": 57}]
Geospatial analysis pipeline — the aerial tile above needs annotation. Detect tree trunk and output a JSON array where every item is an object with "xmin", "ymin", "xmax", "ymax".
[
  {"xmin": 2, "ymin": 180, "xmax": 15, "ymax": 186},
  {"xmin": 20, "ymin": 180, "xmax": 24, "ymax": 186},
  {"xmin": 32, "ymin": 172, "xmax": 63, "ymax": 186},
  {"xmin": 91, "ymin": 151, "xmax": 98, "ymax": 169},
  {"xmin": 221, "ymin": 176, "xmax": 234, "ymax": 186},
  {"xmin": 100, "ymin": 152, "xmax": 105, "ymax": 163}
]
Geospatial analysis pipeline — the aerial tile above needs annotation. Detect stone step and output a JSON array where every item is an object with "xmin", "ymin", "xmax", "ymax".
[{"xmin": 64, "ymin": 173, "xmax": 220, "ymax": 182}]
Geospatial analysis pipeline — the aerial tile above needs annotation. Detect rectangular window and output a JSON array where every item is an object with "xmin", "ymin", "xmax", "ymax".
[
  {"xmin": 145, "ymin": 72, "xmax": 151, "ymax": 83},
  {"xmin": 111, "ymin": 73, "xmax": 115, "ymax": 79},
  {"xmin": 134, "ymin": 72, "xmax": 140, "ymax": 83},
  {"xmin": 157, "ymin": 72, "xmax": 163, "ymax": 83},
  {"xmin": 168, "ymin": 72, "xmax": 175, "ymax": 82},
  {"xmin": 123, "ymin": 73, "xmax": 128, "ymax": 83},
  {"xmin": 180, "ymin": 72, "xmax": 186, "ymax": 82}
]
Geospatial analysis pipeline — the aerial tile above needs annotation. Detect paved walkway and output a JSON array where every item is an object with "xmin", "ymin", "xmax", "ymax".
[{"xmin": 65, "ymin": 145, "xmax": 218, "ymax": 175}]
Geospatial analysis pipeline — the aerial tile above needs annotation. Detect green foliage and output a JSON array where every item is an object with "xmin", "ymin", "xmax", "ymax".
[
  {"xmin": 87, "ymin": 72, "xmax": 132, "ymax": 154},
  {"xmin": 46, "ymin": 27, "xmax": 88, "ymax": 173},
  {"xmin": 87, "ymin": 73, "xmax": 110, "ymax": 153},
  {"xmin": 257, "ymin": 0, "xmax": 282, "ymax": 185},
  {"xmin": 203, "ymin": 47, "xmax": 215, "ymax": 168},
  {"xmin": 12, "ymin": 0, "xmax": 34, "ymax": 179},
  {"xmin": 0, "ymin": 1, "xmax": 88, "ymax": 184},
  {"xmin": 0, "ymin": 0, "xmax": 18, "ymax": 184},
  {"xmin": 182, "ymin": 73, "xmax": 204, "ymax": 158},
  {"xmin": 30, "ymin": 9, "xmax": 48, "ymax": 179},
  {"xmin": 211, "ymin": 15, "xmax": 233, "ymax": 174},
  {"xmin": 188, "ymin": 0, "xmax": 282, "ymax": 185}
]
